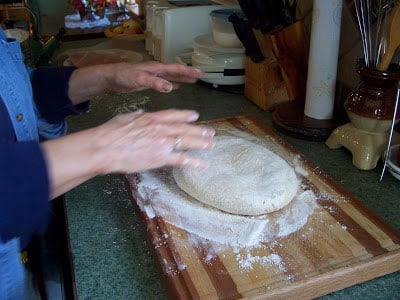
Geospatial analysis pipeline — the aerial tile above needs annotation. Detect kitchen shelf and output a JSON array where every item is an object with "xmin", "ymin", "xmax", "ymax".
[{"xmin": 0, "ymin": 1, "xmax": 31, "ymax": 27}]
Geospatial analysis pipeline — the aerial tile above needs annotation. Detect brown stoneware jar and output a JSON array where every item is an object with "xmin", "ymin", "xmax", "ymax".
[{"xmin": 345, "ymin": 63, "xmax": 400, "ymax": 121}]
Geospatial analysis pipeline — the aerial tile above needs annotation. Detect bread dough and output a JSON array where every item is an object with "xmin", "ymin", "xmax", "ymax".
[{"xmin": 173, "ymin": 136, "xmax": 299, "ymax": 216}]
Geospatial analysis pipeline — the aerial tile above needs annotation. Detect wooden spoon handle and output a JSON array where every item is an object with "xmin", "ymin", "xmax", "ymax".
[{"xmin": 378, "ymin": 1, "xmax": 400, "ymax": 71}]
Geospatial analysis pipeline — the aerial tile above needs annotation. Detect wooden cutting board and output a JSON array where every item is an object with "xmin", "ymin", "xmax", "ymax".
[{"xmin": 125, "ymin": 115, "xmax": 400, "ymax": 299}]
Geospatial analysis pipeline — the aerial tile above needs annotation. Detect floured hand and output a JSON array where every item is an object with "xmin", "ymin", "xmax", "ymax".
[{"xmin": 40, "ymin": 109, "xmax": 215, "ymax": 199}]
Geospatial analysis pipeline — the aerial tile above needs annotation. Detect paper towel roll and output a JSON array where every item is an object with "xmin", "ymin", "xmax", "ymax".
[{"xmin": 304, "ymin": 0, "xmax": 343, "ymax": 120}]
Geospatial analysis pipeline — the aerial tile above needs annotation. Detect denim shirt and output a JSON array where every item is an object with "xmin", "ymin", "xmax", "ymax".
[
  {"xmin": 0, "ymin": 29, "xmax": 67, "ymax": 141},
  {"xmin": 0, "ymin": 29, "xmax": 38, "ymax": 142},
  {"xmin": 0, "ymin": 28, "xmax": 38, "ymax": 300},
  {"xmin": 0, "ymin": 238, "xmax": 24, "ymax": 299},
  {"xmin": 0, "ymin": 28, "xmax": 87, "ymax": 299}
]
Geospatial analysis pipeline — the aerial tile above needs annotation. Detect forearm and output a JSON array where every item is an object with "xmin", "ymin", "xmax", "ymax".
[
  {"xmin": 40, "ymin": 128, "xmax": 105, "ymax": 199},
  {"xmin": 40, "ymin": 109, "xmax": 215, "ymax": 199},
  {"xmin": 67, "ymin": 64, "xmax": 114, "ymax": 105}
]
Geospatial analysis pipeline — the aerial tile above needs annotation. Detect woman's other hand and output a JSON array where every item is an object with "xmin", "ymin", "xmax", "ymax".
[
  {"xmin": 104, "ymin": 61, "xmax": 204, "ymax": 93},
  {"xmin": 68, "ymin": 61, "xmax": 204, "ymax": 104},
  {"xmin": 41, "ymin": 109, "xmax": 215, "ymax": 199}
]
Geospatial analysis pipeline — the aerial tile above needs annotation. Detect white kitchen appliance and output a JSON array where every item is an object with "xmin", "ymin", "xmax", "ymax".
[
  {"xmin": 176, "ymin": 34, "xmax": 245, "ymax": 86},
  {"xmin": 145, "ymin": 1, "xmax": 245, "ymax": 86},
  {"xmin": 145, "ymin": 0, "xmax": 173, "ymax": 55},
  {"xmin": 145, "ymin": 1, "xmax": 223, "ymax": 63}
]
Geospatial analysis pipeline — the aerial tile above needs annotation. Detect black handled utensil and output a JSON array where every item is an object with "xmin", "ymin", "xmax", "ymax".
[
  {"xmin": 282, "ymin": 0, "xmax": 298, "ymax": 25},
  {"xmin": 229, "ymin": 13, "xmax": 265, "ymax": 63},
  {"xmin": 237, "ymin": 0, "xmax": 260, "ymax": 28},
  {"xmin": 252, "ymin": 0, "xmax": 284, "ymax": 33}
]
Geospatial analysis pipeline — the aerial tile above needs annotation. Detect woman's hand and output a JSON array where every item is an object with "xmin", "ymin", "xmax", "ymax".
[
  {"xmin": 91, "ymin": 109, "xmax": 215, "ymax": 174},
  {"xmin": 68, "ymin": 61, "xmax": 204, "ymax": 104},
  {"xmin": 104, "ymin": 61, "xmax": 204, "ymax": 93},
  {"xmin": 41, "ymin": 109, "xmax": 215, "ymax": 199}
]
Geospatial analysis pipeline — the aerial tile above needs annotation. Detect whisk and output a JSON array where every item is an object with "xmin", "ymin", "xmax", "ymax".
[{"xmin": 354, "ymin": 0, "xmax": 398, "ymax": 69}]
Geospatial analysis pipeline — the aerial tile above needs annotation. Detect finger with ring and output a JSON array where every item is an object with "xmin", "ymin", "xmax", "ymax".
[{"xmin": 174, "ymin": 136, "xmax": 182, "ymax": 151}]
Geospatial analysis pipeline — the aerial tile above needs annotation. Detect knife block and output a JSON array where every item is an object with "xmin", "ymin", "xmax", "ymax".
[
  {"xmin": 244, "ymin": 22, "xmax": 309, "ymax": 111},
  {"xmin": 270, "ymin": 21, "xmax": 309, "ymax": 104},
  {"xmin": 244, "ymin": 56, "xmax": 289, "ymax": 111}
]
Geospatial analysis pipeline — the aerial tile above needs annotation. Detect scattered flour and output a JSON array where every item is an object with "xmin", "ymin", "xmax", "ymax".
[
  {"xmin": 135, "ymin": 168, "xmax": 317, "ymax": 248},
  {"xmin": 91, "ymin": 93, "xmax": 151, "ymax": 116},
  {"xmin": 233, "ymin": 248, "xmax": 285, "ymax": 271},
  {"xmin": 128, "ymin": 130, "xmax": 320, "ymax": 271},
  {"xmin": 113, "ymin": 95, "xmax": 150, "ymax": 114}
]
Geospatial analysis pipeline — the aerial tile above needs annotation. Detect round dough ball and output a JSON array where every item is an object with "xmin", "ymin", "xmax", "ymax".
[{"xmin": 173, "ymin": 136, "xmax": 298, "ymax": 216}]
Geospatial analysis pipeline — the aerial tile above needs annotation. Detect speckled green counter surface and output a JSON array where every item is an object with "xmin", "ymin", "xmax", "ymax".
[{"xmin": 57, "ymin": 39, "xmax": 400, "ymax": 299}]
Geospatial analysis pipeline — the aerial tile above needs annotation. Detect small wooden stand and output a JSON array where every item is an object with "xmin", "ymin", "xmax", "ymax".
[
  {"xmin": 244, "ymin": 56, "xmax": 289, "ymax": 111},
  {"xmin": 244, "ymin": 22, "xmax": 308, "ymax": 112}
]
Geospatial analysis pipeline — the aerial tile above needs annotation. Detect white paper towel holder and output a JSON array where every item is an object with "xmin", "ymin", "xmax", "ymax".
[{"xmin": 272, "ymin": 0, "xmax": 344, "ymax": 141}]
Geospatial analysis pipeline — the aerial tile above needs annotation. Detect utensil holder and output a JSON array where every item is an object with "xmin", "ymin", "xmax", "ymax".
[
  {"xmin": 244, "ymin": 21, "xmax": 309, "ymax": 111},
  {"xmin": 270, "ymin": 20, "xmax": 309, "ymax": 103},
  {"xmin": 244, "ymin": 55, "xmax": 289, "ymax": 111},
  {"xmin": 345, "ymin": 63, "xmax": 400, "ymax": 130},
  {"xmin": 326, "ymin": 62, "xmax": 400, "ymax": 170}
]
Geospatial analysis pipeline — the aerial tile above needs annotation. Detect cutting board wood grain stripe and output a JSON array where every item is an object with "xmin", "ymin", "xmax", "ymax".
[
  {"xmin": 196, "ymin": 239, "xmax": 243, "ymax": 299},
  {"xmin": 125, "ymin": 115, "xmax": 400, "ymax": 299}
]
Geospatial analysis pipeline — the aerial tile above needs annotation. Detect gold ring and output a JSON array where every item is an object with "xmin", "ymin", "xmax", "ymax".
[{"xmin": 174, "ymin": 136, "xmax": 182, "ymax": 151}]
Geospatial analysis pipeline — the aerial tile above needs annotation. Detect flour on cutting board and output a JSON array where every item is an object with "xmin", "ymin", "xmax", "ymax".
[
  {"xmin": 128, "ymin": 129, "xmax": 323, "ymax": 271},
  {"xmin": 136, "ymin": 169, "xmax": 316, "ymax": 247}
]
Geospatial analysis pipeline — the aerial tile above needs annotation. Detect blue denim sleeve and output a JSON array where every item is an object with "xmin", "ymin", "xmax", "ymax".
[
  {"xmin": 0, "ymin": 238, "xmax": 25, "ymax": 300},
  {"xmin": 0, "ymin": 141, "xmax": 50, "ymax": 244},
  {"xmin": 31, "ymin": 66, "xmax": 90, "ymax": 123}
]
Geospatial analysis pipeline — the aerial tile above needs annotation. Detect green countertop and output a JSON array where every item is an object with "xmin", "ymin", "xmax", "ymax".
[{"xmin": 57, "ymin": 39, "xmax": 400, "ymax": 299}]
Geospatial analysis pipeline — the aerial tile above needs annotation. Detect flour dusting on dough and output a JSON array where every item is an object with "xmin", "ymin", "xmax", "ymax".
[{"xmin": 129, "ymin": 130, "xmax": 319, "ymax": 270}]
